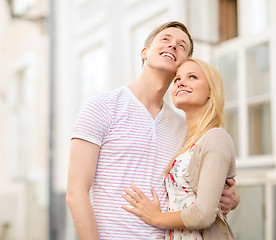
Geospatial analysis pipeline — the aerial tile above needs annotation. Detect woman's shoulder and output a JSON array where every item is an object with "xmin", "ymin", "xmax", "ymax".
[
  {"xmin": 199, "ymin": 127, "xmax": 234, "ymax": 151},
  {"xmin": 204, "ymin": 127, "xmax": 231, "ymax": 138}
]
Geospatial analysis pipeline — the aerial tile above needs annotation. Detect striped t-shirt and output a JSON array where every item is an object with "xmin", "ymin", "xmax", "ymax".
[{"xmin": 72, "ymin": 86, "xmax": 188, "ymax": 239}]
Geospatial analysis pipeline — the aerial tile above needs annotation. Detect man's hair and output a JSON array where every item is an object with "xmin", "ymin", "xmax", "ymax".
[{"xmin": 144, "ymin": 21, "xmax": 194, "ymax": 59}]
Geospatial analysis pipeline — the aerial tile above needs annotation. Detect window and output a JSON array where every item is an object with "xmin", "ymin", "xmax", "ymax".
[
  {"xmin": 247, "ymin": 43, "xmax": 270, "ymax": 98},
  {"xmin": 12, "ymin": 0, "xmax": 36, "ymax": 15},
  {"xmin": 215, "ymin": 0, "xmax": 272, "ymax": 161},
  {"xmin": 219, "ymin": 0, "xmax": 238, "ymax": 41},
  {"xmin": 79, "ymin": 45, "xmax": 107, "ymax": 100},
  {"xmin": 228, "ymin": 185, "xmax": 265, "ymax": 240},
  {"xmin": 246, "ymin": 43, "xmax": 271, "ymax": 155},
  {"xmin": 248, "ymin": 103, "xmax": 272, "ymax": 155},
  {"xmin": 9, "ymin": 67, "xmax": 34, "ymax": 180},
  {"xmin": 242, "ymin": 0, "xmax": 269, "ymax": 36},
  {"xmin": 218, "ymin": 52, "xmax": 239, "ymax": 155}
]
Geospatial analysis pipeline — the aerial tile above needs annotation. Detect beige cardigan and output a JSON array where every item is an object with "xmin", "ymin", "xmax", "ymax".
[{"xmin": 181, "ymin": 128, "xmax": 236, "ymax": 240}]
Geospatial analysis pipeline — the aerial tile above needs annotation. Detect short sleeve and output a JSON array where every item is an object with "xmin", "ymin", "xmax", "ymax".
[{"xmin": 71, "ymin": 96, "xmax": 112, "ymax": 146}]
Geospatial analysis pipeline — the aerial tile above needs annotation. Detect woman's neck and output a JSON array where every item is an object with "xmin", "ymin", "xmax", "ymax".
[{"xmin": 185, "ymin": 109, "xmax": 202, "ymax": 134}]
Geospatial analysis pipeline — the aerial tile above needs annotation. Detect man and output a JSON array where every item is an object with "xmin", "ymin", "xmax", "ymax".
[{"xmin": 66, "ymin": 21, "xmax": 239, "ymax": 239}]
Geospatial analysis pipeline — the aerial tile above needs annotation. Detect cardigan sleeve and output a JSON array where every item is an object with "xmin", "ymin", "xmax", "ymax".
[{"xmin": 180, "ymin": 128, "xmax": 236, "ymax": 229}]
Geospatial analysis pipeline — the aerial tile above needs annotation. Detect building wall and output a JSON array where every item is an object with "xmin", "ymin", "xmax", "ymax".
[{"xmin": 0, "ymin": 0, "xmax": 49, "ymax": 239}]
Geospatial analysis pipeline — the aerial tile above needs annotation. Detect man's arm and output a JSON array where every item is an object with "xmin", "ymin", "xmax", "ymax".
[
  {"xmin": 220, "ymin": 178, "xmax": 240, "ymax": 215},
  {"xmin": 66, "ymin": 139, "xmax": 100, "ymax": 240}
]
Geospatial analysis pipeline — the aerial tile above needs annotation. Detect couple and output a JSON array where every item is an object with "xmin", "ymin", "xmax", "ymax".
[{"xmin": 66, "ymin": 21, "xmax": 239, "ymax": 239}]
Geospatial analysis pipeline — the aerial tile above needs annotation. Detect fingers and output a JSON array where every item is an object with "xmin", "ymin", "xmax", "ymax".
[
  {"xmin": 122, "ymin": 192, "xmax": 139, "ymax": 207},
  {"xmin": 121, "ymin": 205, "xmax": 140, "ymax": 216},
  {"xmin": 122, "ymin": 186, "xmax": 158, "ymax": 206},
  {"xmin": 124, "ymin": 187, "xmax": 141, "ymax": 203},
  {"xmin": 221, "ymin": 187, "xmax": 231, "ymax": 197},
  {"xmin": 131, "ymin": 185, "xmax": 147, "ymax": 199},
  {"xmin": 151, "ymin": 188, "xmax": 160, "ymax": 203},
  {"xmin": 122, "ymin": 186, "xmax": 146, "ymax": 216},
  {"xmin": 221, "ymin": 209, "xmax": 230, "ymax": 215},
  {"xmin": 123, "ymin": 185, "xmax": 148, "ymax": 203},
  {"xmin": 220, "ymin": 195, "xmax": 231, "ymax": 215},
  {"xmin": 226, "ymin": 178, "xmax": 235, "ymax": 187},
  {"xmin": 220, "ymin": 202, "xmax": 230, "ymax": 215}
]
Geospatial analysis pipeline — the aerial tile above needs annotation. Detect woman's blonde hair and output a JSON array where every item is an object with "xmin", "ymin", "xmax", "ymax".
[{"xmin": 165, "ymin": 58, "xmax": 226, "ymax": 176}]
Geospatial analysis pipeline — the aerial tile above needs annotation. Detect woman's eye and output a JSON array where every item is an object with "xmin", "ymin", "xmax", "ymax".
[
  {"xmin": 190, "ymin": 75, "xmax": 197, "ymax": 80},
  {"xmin": 180, "ymin": 44, "xmax": 185, "ymax": 49},
  {"xmin": 162, "ymin": 37, "xmax": 168, "ymax": 41},
  {"xmin": 174, "ymin": 78, "xmax": 181, "ymax": 83}
]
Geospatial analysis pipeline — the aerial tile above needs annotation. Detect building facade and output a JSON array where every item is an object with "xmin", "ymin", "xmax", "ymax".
[
  {"xmin": 0, "ymin": 0, "xmax": 276, "ymax": 239},
  {"xmin": 0, "ymin": 0, "xmax": 49, "ymax": 239}
]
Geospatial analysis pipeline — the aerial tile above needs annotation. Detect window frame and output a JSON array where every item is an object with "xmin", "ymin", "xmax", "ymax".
[
  {"xmin": 7, "ymin": 54, "xmax": 35, "ymax": 181},
  {"xmin": 213, "ymin": 0, "xmax": 275, "ymax": 168}
]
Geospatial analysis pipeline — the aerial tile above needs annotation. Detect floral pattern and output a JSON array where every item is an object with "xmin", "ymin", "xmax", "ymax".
[{"xmin": 165, "ymin": 140, "xmax": 203, "ymax": 240}]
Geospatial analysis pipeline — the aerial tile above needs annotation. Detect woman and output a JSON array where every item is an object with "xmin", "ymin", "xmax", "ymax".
[{"xmin": 122, "ymin": 58, "xmax": 236, "ymax": 240}]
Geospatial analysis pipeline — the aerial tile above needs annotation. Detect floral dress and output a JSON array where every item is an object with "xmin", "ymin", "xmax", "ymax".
[{"xmin": 165, "ymin": 140, "xmax": 203, "ymax": 240}]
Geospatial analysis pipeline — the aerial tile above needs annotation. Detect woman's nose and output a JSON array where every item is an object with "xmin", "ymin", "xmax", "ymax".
[{"xmin": 177, "ymin": 79, "xmax": 186, "ymax": 87}]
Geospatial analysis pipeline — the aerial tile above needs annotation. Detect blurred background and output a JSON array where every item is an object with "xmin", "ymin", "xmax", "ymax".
[{"xmin": 0, "ymin": 0, "xmax": 275, "ymax": 239}]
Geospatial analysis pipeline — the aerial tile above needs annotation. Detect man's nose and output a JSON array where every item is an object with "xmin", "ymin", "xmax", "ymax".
[{"xmin": 168, "ymin": 43, "xmax": 177, "ymax": 51}]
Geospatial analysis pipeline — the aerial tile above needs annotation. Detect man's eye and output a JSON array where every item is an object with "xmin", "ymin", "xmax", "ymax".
[
  {"xmin": 162, "ymin": 37, "xmax": 168, "ymax": 41},
  {"xmin": 180, "ymin": 44, "xmax": 185, "ymax": 49}
]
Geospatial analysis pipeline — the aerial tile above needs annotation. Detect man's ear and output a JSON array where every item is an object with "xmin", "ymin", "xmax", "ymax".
[{"xmin": 141, "ymin": 47, "xmax": 147, "ymax": 61}]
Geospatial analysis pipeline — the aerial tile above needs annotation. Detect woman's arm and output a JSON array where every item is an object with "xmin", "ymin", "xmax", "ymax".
[
  {"xmin": 122, "ymin": 185, "xmax": 185, "ymax": 229},
  {"xmin": 180, "ymin": 129, "xmax": 236, "ymax": 229},
  {"xmin": 122, "ymin": 130, "xmax": 236, "ymax": 230},
  {"xmin": 122, "ymin": 180, "xmax": 238, "ymax": 229}
]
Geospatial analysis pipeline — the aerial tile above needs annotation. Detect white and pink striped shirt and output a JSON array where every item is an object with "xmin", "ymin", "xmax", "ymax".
[{"xmin": 72, "ymin": 86, "xmax": 188, "ymax": 239}]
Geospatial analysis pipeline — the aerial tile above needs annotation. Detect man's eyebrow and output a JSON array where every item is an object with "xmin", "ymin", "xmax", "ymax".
[
  {"xmin": 160, "ymin": 33, "xmax": 172, "ymax": 38},
  {"xmin": 179, "ymin": 38, "xmax": 188, "ymax": 47},
  {"xmin": 181, "ymin": 39, "xmax": 188, "ymax": 45},
  {"xmin": 161, "ymin": 34, "xmax": 188, "ymax": 46}
]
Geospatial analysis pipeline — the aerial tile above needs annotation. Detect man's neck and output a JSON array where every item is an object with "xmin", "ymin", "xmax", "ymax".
[{"xmin": 128, "ymin": 66, "xmax": 175, "ymax": 119}]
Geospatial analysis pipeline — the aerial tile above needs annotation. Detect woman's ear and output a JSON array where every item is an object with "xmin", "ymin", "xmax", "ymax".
[{"xmin": 141, "ymin": 47, "xmax": 147, "ymax": 61}]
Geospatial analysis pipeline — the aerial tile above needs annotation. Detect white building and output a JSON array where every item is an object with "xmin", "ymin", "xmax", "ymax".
[
  {"xmin": 0, "ymin": 0, "xmax": 275, "ymax": 239},
  {"xmin": 0, "ymin": 0, "xmax": 49, "ymax": 239}
]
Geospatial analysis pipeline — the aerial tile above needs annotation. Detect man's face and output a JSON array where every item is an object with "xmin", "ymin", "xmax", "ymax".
[{"xmin": 141, "ymin": 27, "xmax": 191, "ymax": 74}]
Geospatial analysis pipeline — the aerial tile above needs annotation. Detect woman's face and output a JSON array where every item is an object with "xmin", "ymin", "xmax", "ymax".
[{"xmin": 171, "ymin": 61, "xmax": 210, "ymax": 111}]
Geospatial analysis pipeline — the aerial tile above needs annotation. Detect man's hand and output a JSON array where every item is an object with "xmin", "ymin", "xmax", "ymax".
[{"xmin": 220, "ymin": 178, "xmax": 240, "ymax": 215}]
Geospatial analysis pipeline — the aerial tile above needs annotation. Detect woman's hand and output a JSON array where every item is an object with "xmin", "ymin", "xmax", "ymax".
[{"xmin": 122, "ymin": 185, "xmax": 162, "ymax": 227}]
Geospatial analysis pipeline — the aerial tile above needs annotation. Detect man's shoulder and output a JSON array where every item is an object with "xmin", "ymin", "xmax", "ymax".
[
  {"xmin": 84, "ymin": 86, "xmax": 128, "ymax": 105},
  {"xmin": 90, "ymin": 86, "xmax": 127, "ymax": 100}
]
